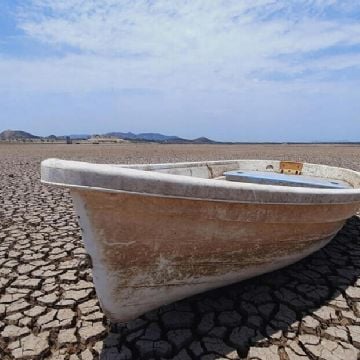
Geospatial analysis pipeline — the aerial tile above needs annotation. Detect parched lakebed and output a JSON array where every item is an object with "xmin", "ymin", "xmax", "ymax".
[{"xmin": 0, "ymin": 143, "xmax": 360, "ymax": 360}]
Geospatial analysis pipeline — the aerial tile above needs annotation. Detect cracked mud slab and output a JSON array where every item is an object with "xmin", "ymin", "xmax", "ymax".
[{"xmin": 0, "ymin": 143, "xmax": 360, "ymax": 359}]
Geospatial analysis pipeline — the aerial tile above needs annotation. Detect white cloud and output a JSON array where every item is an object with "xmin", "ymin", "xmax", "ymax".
[{"xmin": 1, "ymin": 0, "xmax": 360, "ymax": 95}]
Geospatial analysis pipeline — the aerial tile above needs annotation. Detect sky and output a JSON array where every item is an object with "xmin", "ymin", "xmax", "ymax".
[{"xmin": 0, "ymin": 0, "xmax": 360, "ymax": 142}]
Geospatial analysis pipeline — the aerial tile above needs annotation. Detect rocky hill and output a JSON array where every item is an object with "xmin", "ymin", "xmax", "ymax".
[{"xmin": 0, "ymin": 130, "xmax": 39, "ymax": 140}]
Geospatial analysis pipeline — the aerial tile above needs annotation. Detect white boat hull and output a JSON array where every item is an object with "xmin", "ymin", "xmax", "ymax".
[{"xmin": 41, "ymin": 159, "xmax": 360, "ymax": 322}]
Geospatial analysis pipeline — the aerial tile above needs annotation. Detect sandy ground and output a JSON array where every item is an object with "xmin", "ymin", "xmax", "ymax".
[{"xmin": 0, "ymin": 143, "xmax": 360, "ymax": 360}]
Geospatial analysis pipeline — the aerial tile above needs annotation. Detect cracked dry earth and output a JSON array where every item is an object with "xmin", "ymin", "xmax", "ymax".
[{"xmin": 0, "ymin": 143, "xmax": 360, "ymax": 360}]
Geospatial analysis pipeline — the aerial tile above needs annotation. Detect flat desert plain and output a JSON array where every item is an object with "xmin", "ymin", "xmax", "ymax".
[{"xmin": 0, "ymin": 143, "xmax": 360, "ymax": 360}]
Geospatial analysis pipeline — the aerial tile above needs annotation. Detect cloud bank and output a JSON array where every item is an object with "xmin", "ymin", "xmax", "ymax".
[{"xmin": 0, "ymin": 0, "xmax": 359, "ymax": 140}]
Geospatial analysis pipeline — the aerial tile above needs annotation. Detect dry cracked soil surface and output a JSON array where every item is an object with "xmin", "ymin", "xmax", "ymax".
[{"xmin": 0, "ymin": 143, "xmax": 360, "ymax": 360}]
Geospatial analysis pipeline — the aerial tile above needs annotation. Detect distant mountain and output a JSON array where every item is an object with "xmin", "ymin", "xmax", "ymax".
[
  {"xmin": 0, "ymin": 129, "xmax": 39, "ymax": 140},
  {"xmin": 156, "ymin": 136, "xmax": 218, "ymax": 144},
  {"xmin": 104, "ymin": 132, "xmax": 183, "ymax": 142},
  {"xmin": 103, "ymin": 132, "xmax": 218, "ymax": 143},
  {"xmin": 138, "ymin": 133, "xmax": 182, "ymax": 142},
  {"xmin": 0, "ymin": 129, "xmax": 218, "ymax": 144},
  {"xmin": 191, "ymin": 137, "xmax": 216, "ymax": 144}
]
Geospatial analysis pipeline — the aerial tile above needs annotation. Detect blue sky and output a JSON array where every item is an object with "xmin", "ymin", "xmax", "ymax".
[{"xmin": 0, "ymin": 0, "xmax": 360, "ymax": 141}]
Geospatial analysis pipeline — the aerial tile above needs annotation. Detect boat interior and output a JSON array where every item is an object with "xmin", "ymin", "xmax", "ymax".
[{"xmin": 124, "ymin": 160, "xmax": 360, "ymax": 190}]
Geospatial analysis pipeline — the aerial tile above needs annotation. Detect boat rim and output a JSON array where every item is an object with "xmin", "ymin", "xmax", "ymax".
[{"xmin": 41, "ymin": 158, "xmax": 360, "ymax": 205}]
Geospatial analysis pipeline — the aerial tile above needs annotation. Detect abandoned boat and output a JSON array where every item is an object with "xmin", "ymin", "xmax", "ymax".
[{"xmin": 41, "ymin": 159, "xmax": 360, "ymax": 322}]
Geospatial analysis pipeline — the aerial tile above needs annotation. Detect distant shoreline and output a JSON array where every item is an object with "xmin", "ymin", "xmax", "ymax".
[
  {"xmin": 1, "ymin": 140, "xmax": 360, "ymax": 146},
  {"xmin": 1, "ymin": 129, "xmax": 358, "ymax": 145}
]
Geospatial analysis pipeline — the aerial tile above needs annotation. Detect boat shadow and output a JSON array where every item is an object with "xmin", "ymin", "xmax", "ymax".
[{"xmin": 100, "ymin": 215, "xmax": 360, "ymax": 359}]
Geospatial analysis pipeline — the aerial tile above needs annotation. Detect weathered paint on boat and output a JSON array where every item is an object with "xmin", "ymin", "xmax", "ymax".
[{"xmin": 41, "ymin": 159, "xmax": 360, "ymax": 322}]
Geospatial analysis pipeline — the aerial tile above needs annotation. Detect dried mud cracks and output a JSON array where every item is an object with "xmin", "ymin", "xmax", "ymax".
[{"xmin": 0, "ymin": 144, "xmax": 360, "ymax": 360}]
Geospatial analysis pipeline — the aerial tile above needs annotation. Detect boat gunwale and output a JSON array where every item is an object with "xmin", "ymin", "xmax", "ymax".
[{"xmin": 41, "ymin": 158, "xmax": 360, "ymax": 205}]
